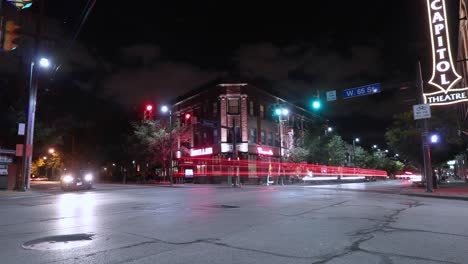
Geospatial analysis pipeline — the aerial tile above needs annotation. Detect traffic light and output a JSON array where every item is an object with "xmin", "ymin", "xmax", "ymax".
[
  {"xmin": 6, "ymin": 0, "xmax": 33, "ymax": 10},
  {"xmin": 184, "ymin": 113, "xmax": 192, "ymax": 125},
  {"xmin": 312, "ymin": 99, "xmax": 321, "ymax": 110},
  {"xmin": 2, "ymin": 20, "xmax": 21, "ymax": 51},
  {"xmin": 143, "ymin": 104, "xmax": 153, "ymax": 121}
]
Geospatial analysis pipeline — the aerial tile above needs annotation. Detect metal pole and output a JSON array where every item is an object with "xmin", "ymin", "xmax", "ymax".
[
  {"xmin": 232, "ymin": 118, "xmax": 238, "ymax": 186},
  {"xmin": 417, "ymin": 61, "xmax": 433, "ymax": 193},
  {"xmin": 20, "ymin": 61, "xmax": 38, "ymax": 190},
  {"xmin": 169, "ymin": 110, "xmax": 173, "ymax": 185},
  {"xmin": 279, "ymin": 117, "xmax": 283, "ymax": 185},
  {"xmin": 352, "ymin": 140, "xmax": 356, "ymax": 167}
]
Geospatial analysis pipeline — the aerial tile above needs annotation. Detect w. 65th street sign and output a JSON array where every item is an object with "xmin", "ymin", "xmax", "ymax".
[{"xmin": 342, "ymin": 83, "xmax": 381, "ymax": 99}]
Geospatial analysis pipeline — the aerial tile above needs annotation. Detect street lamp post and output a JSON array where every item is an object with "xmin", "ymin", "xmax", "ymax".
[
  {"xmin": 274, "ymin": 107, "xmax": 289, "ymax": 185},
  {"xmin": 19, "ymin": 58, "xmax": 50, "ymax": 191},
  {"xmin": 352, "ymin": 138, "xmax": 360, "ymax": 167},
  {"xmin": 161, "ymin": 105, "xmax": 173, "ymax": 185}
]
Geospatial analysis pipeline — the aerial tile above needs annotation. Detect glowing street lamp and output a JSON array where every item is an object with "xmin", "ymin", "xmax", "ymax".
[
  {"xmin": 352, "ymin": 138, "xmax": 360, "ymax": 166},
  {"xmin": 20, "ymin": 57, "xmax": 54, "ymax": 190},
  {"xmin": 48, "ymin": 148, "xmax": 55, "ymax": 154},
  {"xmin": 39, "ymin": 58, "xmax": 50, "ymax": 68},
  {"xmin": 161, "ymin": 104, "xmax": 174, "ymax": 185},
  {"xmin": 430, "ymin": 134, "xmax": 440, "ymax": 144}
]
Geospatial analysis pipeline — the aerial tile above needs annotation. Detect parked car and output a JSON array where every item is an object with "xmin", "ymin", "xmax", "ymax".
[{"xmin": 60, "ymin": 169, "xmax": 93, "ymax": 191}]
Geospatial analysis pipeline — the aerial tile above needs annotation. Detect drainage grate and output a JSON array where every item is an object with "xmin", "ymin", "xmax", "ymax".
[{"xmin": 22, "ymin": 233, "xmax": 94, "ymax": 250}]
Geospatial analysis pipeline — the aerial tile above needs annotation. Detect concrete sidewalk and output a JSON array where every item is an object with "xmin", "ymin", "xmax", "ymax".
[{"xmin": 400, "ymin": 180, "xmax": 468, "ymax": 201}]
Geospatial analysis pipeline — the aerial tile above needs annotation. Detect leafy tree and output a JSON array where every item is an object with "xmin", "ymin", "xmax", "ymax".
[
  {"xmin": 287, "ymin": 147, "xmax": 309, "ymax": 163},
  {"xmin": 386, "ymin": 109, "xmax": 465, "ymax": 169},
  {"xmin": 327, "ymin": 135, "xmax": 349, "ymax": 166},
  {"xmin": 131, "ymin": 119, "xmax": 191, "ymax": 181}
]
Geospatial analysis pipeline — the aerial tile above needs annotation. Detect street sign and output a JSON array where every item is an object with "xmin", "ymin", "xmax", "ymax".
[
  {"xmin": 326, "ymin": 90, "xmax": 337, "ymax": 101},
  {"xmin": 342, "ymin": 83, "xmax": 381, "ymax": 99},
  {"xmin": 413, "ymin": 104, "xmax": 431, "ymax": 120}
]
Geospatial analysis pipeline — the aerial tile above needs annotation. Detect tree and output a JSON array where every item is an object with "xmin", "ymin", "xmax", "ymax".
[
  {"xmin": 31, "ymin": 158, "xmax": 46, "ymax": 177},
  {"xmin": 385, "ymin": 112, "xmax": 422, "ymax": 167},
  {"xmin": 287, "ymin": 147, "xmax": 309, "ymax": 163},
  {"xmin": 327, "ymin": 135, "xmax": 349, "ymax": 166},
  {"xmin": 386, "ymin": 109, "xmax": 465, "ymax": 169},
  {"xmin": 132, "ymin": 119, "xmax": 191, "ymax": 181}
]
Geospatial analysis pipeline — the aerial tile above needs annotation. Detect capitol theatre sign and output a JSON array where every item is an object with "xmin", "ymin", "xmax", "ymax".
[{"xmin": 424, "ymin": 0, "xmax": 468, "ymax": 106}]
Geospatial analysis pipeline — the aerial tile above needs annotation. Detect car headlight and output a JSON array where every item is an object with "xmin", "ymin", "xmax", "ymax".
[
  {"xmin": 63, "ymin": 175, "xmax": 73, "ymax": 183},
  {"xmin": 84, "ymin": 173, "xmax": 93, "ymax": 181}
]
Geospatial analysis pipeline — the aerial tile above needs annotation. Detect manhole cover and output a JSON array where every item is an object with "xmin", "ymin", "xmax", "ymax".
[{"xmin": 22, "ymin": 233, "xmax": 94, "ymax": 250}]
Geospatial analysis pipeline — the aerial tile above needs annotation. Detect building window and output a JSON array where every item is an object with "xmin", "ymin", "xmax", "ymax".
[
  {"xmin": 249, "ymin": 128, "xmax": 257, "ymax": 144},
  {"xmin": 267, "ymin": 132, "xmax": 273, "ymax": 146},
  {"xmin": 261, "ymin": 130, "xmax": 266, "ymax": 145},
  {"xmin": 228, "ymin": 98, "xmax": 240, "ymax": 114},
  {"xmin": 259, "ymin": 104, "xmax": 265, "ymax": 119},
  {"xmin": 249, "ymin": 101, "xmax": 254, "ymax": 116},
  {"xmin": 213, "ymin": 102, "xmax": 218, "ymax": 116}
]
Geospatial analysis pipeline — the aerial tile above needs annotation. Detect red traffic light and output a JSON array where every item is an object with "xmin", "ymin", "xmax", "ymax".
[
  {"xmin": 145, "ymin": 105, "xmax": 153, "ymax": 111},
  {"xmin": 185, "ymin": 113, "xmax": 191, "ymax": 120}
]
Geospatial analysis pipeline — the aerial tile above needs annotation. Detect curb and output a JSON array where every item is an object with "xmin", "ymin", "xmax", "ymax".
[{"xmin": 400, "ymin": 192, "xmax": 468, "ymax": 201}]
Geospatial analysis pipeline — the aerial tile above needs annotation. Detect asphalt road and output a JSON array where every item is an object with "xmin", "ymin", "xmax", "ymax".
[{"xmin": 1, "ymin": 180, "xmax": 468, "ymax": 264}]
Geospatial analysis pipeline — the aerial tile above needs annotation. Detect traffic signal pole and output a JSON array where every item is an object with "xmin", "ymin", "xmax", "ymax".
[{"xmin": 19, "ymin": 61, "xmax": 38, "ymax": 190}]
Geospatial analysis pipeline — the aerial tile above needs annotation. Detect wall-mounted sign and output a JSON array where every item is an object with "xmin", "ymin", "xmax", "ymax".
[
  {"xmin": 257, "ymin": 147, "xmax": 274, "ymax": 156},
  {"xmin": 424, "ymin": 0, "xmax": 468, "ymax": 106},
  {"xmin": 220, "ymin": 143, "xmax": 248, "ymax": 153},
  {"xmin": 190, "ymin": 147, "xmax": 213, "ymax": 157},
  {"xmin": 413, "ymin": 104, "xmax": 432, "ymax": 120}
]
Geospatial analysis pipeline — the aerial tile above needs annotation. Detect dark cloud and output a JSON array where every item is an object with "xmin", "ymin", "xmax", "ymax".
[
  {"xmin": 103, "ymin": 61, "xmax": 219, "ymax": 107},
  {"xmin": 121, "ymin": 44, "xmax": 161, "ymax": 66}
]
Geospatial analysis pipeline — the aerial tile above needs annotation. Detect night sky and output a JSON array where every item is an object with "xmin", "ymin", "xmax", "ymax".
[{"xmin": 39, "ymin": 0, "xmax": 462, "ymax": 146}]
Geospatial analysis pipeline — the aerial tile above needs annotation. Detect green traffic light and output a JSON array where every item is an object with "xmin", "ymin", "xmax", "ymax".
[
  {"xmin": 312, "ymin": 100, "xmax": 321, "ymax": 110},
  {"xmin": 275, "ymin": 109, "xmax": 282, "ymax": 115}
]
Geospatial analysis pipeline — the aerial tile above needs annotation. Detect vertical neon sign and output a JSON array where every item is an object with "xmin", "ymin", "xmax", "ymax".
[{"xmin": 424, "ymin": 0, "xmax": 468, "ymax": 105}]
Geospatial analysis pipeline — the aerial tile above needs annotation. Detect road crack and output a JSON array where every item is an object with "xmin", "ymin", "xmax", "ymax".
[
  {"xmin": 281, "ymin": 200, "xmax": 349, "ymax": 217},
  {"xmin": 309, "ymin": 200, "xmax": 433, "ymax": 264}
]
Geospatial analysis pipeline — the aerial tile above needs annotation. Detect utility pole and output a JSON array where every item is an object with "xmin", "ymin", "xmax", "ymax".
[
  {"xmin": 278, "ymin": 116, "xmax": 284, "ymax": 185},
  {"xmin": 417, "ymin": 61, "xmax": 433, "ymax": 193}
]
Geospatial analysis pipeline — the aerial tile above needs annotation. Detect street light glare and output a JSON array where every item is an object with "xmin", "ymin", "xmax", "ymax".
[
  {"xmin": 282, "ymin": 109, "xmax": 289, "ymax": 115},
  {"xmin": 430, "ymin": 134, "xmax": 439, "ymax": 143},
  {"xmin": 327, "ymin": 127, "xmax": 333, "ymax": 132},
  {"xmin": 48, "ymin": 148, "xmax": 55, "ymax": 154},
  {"xmin": 355, "ymin": 138, "xmax": 360, "ymax": 142},
  {"xmin": 373, "ymin": 144, "xmax": 377, "ymax": 149},
  {"xmin": 161, "ymin": 105, "xmax": 169, "ymax": 113},
  {"xmin": 39, "ymin": 58, "xmax": 50, "ymax": 68}
]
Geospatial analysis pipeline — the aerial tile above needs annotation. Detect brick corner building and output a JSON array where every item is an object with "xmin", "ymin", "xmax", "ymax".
[{"xmin": 170, "ymin": 79, "xmax": 325, "ymax": 184}]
